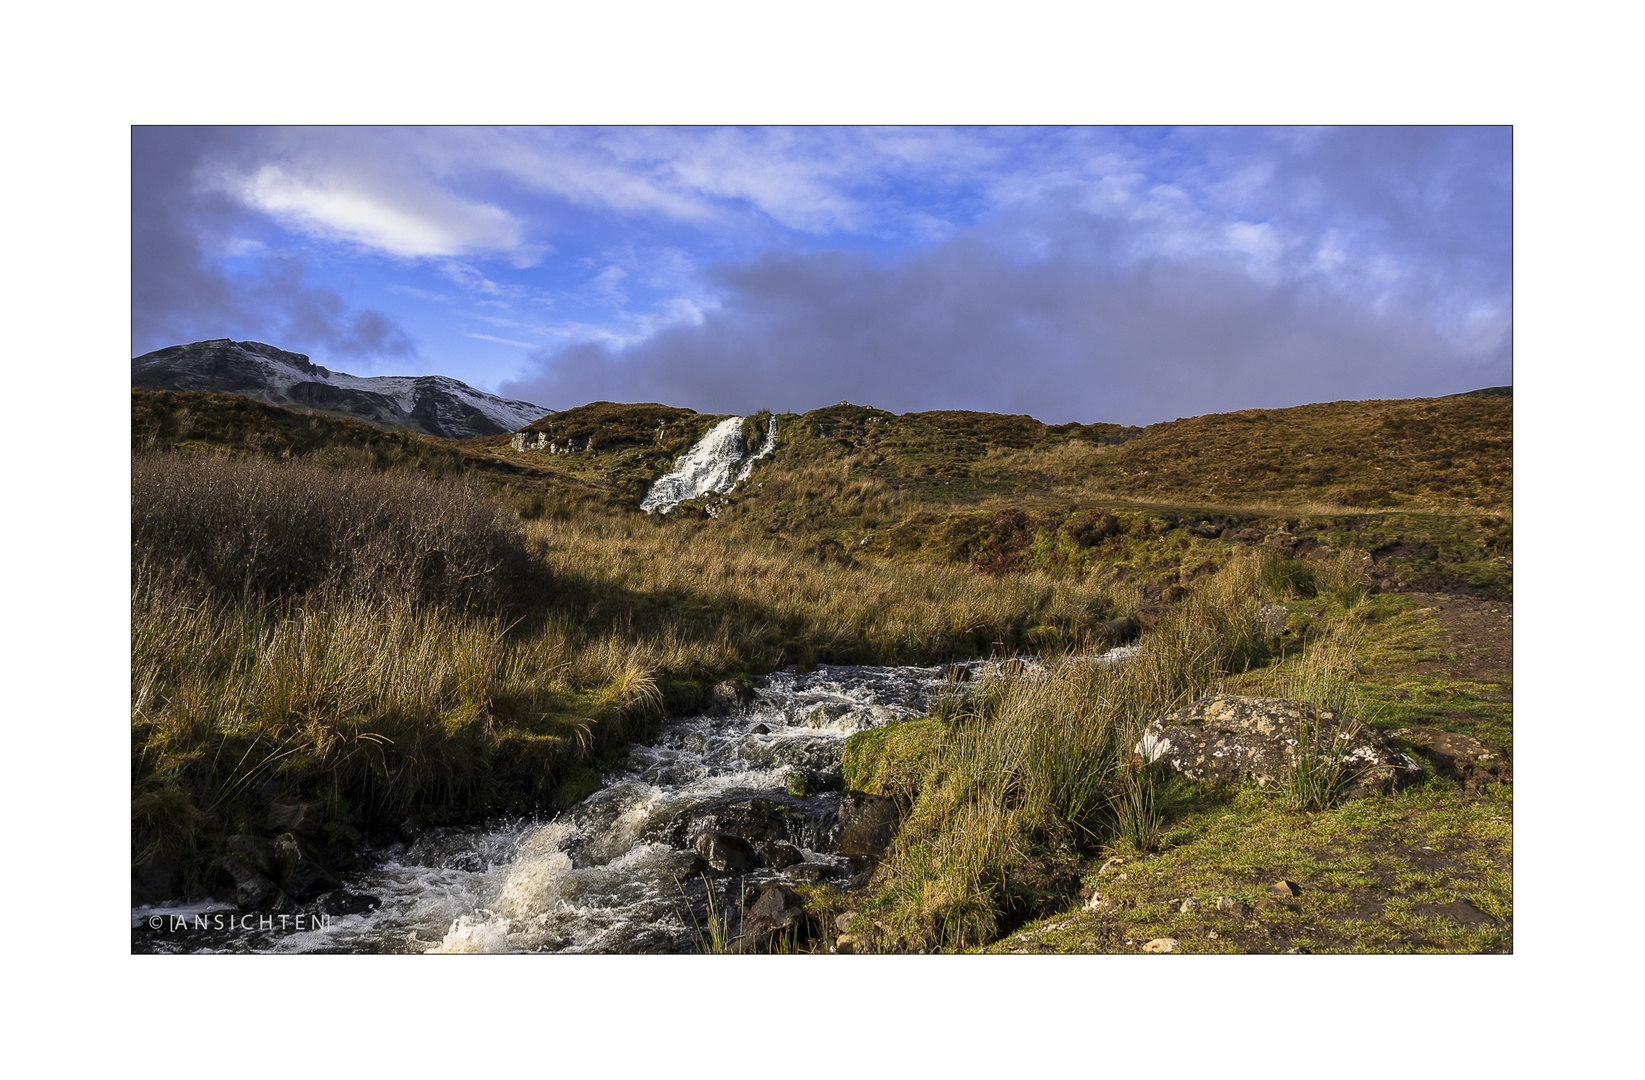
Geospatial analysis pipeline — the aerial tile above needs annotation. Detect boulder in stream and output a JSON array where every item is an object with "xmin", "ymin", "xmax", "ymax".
[{"xmin": 692, "ymin": 830, "xmax": 761, "ymax": 874}]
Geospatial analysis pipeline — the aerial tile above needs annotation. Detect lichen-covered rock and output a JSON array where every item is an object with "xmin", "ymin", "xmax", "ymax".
[{"xmin": 1135, "ymin": 694, "xmax": 1421, "ymax": 799}]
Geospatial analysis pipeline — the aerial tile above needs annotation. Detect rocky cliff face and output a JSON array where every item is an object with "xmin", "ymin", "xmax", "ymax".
[{"xmin": 132, "ymin": 339, "xmax": 551, "ymax": 440}]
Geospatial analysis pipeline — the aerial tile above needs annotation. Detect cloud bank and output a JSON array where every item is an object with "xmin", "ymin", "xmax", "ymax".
[{"xmin": 500, "ymin": 128, "xmax": 1510, "ymax": 425}]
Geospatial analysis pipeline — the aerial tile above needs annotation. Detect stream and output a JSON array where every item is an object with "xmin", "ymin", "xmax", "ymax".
[{"xmin": 132, "ymin": 648, "xmax": 1136, "ymax": 954}]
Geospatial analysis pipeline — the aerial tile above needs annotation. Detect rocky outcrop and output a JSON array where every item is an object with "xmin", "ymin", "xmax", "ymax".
[
  {"xmin": 509, "ymin": 432, "xmax": 592, "ymax": 453},
  {"xmin": 133, "ymin": 339, "xmax": 550, "ymax": 440},
  {"xmin": 1135, "ymin": 694, "xmax": 1422, "ymax": 799}
]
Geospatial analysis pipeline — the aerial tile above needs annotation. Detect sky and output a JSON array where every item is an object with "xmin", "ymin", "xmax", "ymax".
[{"xmin": 133, "ymin": 125, "xmax": 1509, "ymax": 426}]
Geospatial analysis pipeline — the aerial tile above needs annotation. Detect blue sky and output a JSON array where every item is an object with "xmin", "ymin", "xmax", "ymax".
[{"xmin": 133, "ymin": 126, "xmax": 1510, "ymax": 426}]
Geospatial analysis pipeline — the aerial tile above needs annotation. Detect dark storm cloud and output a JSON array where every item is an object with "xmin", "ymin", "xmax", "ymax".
[
  {"xmin": 501, "ymin": 170, "xmax": 1510, "ymax": 426},
  {"xmin": 131, "ymin": 128, "xmax": 416, "ymax": 361}
]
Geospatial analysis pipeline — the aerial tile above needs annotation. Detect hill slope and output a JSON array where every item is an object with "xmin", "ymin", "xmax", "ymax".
[{"xmin": 133, "ymin": 339, "xmax": 552, "ymax": 440}]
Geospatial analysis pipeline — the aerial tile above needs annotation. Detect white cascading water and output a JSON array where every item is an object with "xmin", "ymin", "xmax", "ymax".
[
  {"xmin": 640, "ymin": 415, "xmax": 777, "ymax": 514},
  {"xmin": 132, "ymin": 648, "xmax": 1137, "ymax": 954}
]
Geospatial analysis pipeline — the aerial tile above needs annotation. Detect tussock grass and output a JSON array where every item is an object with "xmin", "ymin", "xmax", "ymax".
[
  {"xmin": 520, "ymin": 511, "xmax": 1138, "ymax": 667},
  {"xmin": 860, "ymin": 557, "xmax": 1273, "ymax": 951}
]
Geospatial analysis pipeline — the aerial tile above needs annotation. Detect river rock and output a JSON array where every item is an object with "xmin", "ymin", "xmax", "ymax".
[
  {"xmin": 317, "ymin": 890, "xmax": 382, "ymax": 917},
  {"xmin": 784, "ymin": 862, "xmax": 837, "ymax": 883},
  {"xmin": 1135, "ymin": 694, "xmax": 1422, "ymax": 799},
  {"xmin": 692, "ymin": 830, "xmax": 761, "ymax": 874},
  {"xmin": 767, "ymin": 739, "xmax": 846, "ymax": 790},
  {"xmin": 735, "ymin": 884, "xmax": 807, "ymax": 953},
  {"xmin": 226, "ymin": 835, "xmax": 278, "ymax": 878},
  {"xmin": 836, "ymin": 790, "xmax": 901, "ymax": 859},
  {"xmin": 216, "ymin": 854, "xmax": 284, "ymax": 910},
  {"xmin": 265, "ymin": 801, "xmax": 324, "ymax": 836},
  {"xmin": 802, "ymin": 703, "xmax": 892, "ymax": 731},
  {"xmin": 703, "ymin": 680, "xmax": 754, "ymax": 716},
  {"xmin": 756, "ymin": 841, "xmax": 804, "ymax": 869},
  {"xmin": 276, "ymin": 833, "xmax": 344, "ymax": 900},
  {"xmin": 670, "ymin": 797, "xmax": 790, "ymax": 846}
]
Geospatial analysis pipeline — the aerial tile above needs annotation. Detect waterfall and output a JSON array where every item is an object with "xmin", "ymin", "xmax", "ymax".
[{"xmin": 640, "ymin": 415, "xmax": 778, "ymax": 514}]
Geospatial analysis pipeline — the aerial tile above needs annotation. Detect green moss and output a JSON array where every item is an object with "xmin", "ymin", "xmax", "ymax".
[{"xmin": 842, "ymin": 717, "xmax": 948, "ymax": 800}]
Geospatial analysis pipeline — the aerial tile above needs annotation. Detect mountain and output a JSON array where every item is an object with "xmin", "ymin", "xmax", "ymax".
[{"xmin": 131, "ymin": 339, "xmax": 551, "ymax": 440}]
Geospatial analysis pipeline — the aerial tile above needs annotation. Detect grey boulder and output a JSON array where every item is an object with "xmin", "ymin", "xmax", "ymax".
[{"xmin": 1135, "ymin": 694, "xmax": 1421, "ymax": 800}]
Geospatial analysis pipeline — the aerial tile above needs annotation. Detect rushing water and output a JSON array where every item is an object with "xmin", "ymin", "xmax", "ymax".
[
  {"xmin": 132, "ymin": 648, "xmax": 1137, "ymax": 954},
  {"xmin": 640, "ymin": 415, "xmax": 777, "ymax": 514}
]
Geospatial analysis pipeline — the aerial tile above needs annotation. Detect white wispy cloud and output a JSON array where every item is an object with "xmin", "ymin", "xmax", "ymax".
[
  {"xmin": 466, "ymin": 333, "xmax": 538, "ymax": 348},
  {"xmin": 215, "ymin": 159, "xmax": 523, "ymax": 259},
  {"xmin": 387, "ymin": 284, "xmax": 456, "ymax": 303},
  {"xmin": 439, "ymin": 260, "xmax": 525, "ymax": 300}
]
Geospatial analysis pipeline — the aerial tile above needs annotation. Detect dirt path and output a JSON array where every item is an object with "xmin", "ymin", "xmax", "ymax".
[{"xmin": 1389, "ymin": 590, "xmax": 1513, "ymax": 700}]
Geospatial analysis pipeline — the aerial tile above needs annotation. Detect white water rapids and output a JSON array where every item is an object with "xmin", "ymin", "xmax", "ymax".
[
  {"xmin": 133, "ymin": 648, "xmax": 1137, "ymax": 954},
  {"xmin": 640, "ymin": 415, "xmax": 777, "ymax": 514}
]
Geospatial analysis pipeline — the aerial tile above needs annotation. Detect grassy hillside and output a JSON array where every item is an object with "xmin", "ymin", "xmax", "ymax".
[{"xmin": 1096, "ymin": 394, "xmax": 1511, "ymax": 512}]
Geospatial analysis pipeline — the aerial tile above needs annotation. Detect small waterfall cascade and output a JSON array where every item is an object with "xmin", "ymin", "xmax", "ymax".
[{"xmin": 640, "ymin": 415, "xmax": 777, "ymax": 514}]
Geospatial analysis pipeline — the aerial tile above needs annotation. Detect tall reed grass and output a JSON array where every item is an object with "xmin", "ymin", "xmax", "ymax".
[{"xmin": 866, "ymin": 556, "xmax": 1273, "ymax": 950}]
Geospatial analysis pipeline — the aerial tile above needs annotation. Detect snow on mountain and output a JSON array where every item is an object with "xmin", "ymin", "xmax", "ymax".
[{"xmin": 132, "ymin": 339, "xmax": 551, "ymax": 440}]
